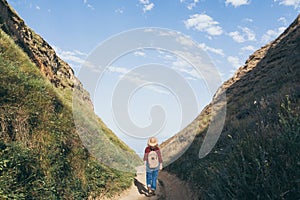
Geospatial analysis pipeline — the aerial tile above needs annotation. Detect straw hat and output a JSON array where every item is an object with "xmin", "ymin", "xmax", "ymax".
[{"xmin": 148, "ymin": 137, "xmax": 158, "ymax": 147}]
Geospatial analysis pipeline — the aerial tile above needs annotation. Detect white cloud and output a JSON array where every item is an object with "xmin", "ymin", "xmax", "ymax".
[
  {"xmin": 106, "ymin": 66, "xmax": 166, "ymax": 94},
  {"xmin": 175, "ymin": 35, "xmax": 195, "ymax": 47},
  {"xmin": 229, "ymin": 31, "xmax": 245, "ymax": 43},
  {"xmin": 227, "ymin": 56, "xmax": 242, "ymax": 68},
  {"xmin": 163, "ymin": 54, "xmax": 175, "ymax": 60},
  {"xmin": 144, "ymin": 3, "xmax": 154, "ymax": 12},
  {"xmin": 53, "ymin": 46, "xmax": 87, "ymax": 73},
  {"xmin": 225, "ymin": 0, "xmax": 250, "ymax": 7},
  {"xmin": 54, "ymin": 47, "xmax": 87, "ymax": 64},
  {"xmin": 108, "ymin": 68, "xmax": 170, "ymax": 94},
  {"xmin": 115, "ymin": 8, "xmax": 124, "ymax": 14},
  {"xmin": 243, "ymin": 18, "xmax": 253, "ymax": 23},
  {"xmin": 134, "ymin": 51, "xmax": 146, "ymax": 57},
  {"xmin": 83, "ymin": 0, "xmax": 94, "ymax": 10},
  {"xmin": 229, "ymin": 27, "xmax": 256, "ymax": 43},
  {"xmin": 187, "ymin": 0, "xmax": 199, "ymax": 10},
  {"xmin": 276, "ymin": 0, "xmax": 300, "ymax": 8},
  {"xmin": 36, "ymin": 5, "xmax": 40, "ymax": 10},
  {"xmin": 261, "ymin": 26, "xmax": 286, "ymax": 43},
  {"xmin": 139, "ymin": 0, "xmax": 154, "ymax": 13},
  {"xmin": 278, "ymin": 17, "xmax": 288, "ymax": 25},
  {"xmin": 180, "ymin": 0, "xmax": 200, "ymax": 10},
  {"xmin": 241, "ymin": 45, "xmax": 256, "ymax": 52},
  {"xmin": 73, "ymin": 50, "xmax": 88, "ymax": 56},
  {"xmin": 107, "ymin": 66, "xmax": 130, "ymax": 74},
  {"xmin": 172, "ymin": 59, "xmax": 201, "ymax": 80},
  {"xmin": 87, "ymin": 4, "xmax": 94, "ymax": 10},
  {"xmin": 143, "ymin": 85, "xmax": 170, "ymax": 94},
  {"xmin": 242, "ymin": 27, "xmax": 256, "ymax": 41},
  {"xmin": 184, "ymin": 14, "xmax": 223, "ymax": 36},
  {"xmin": 198, "ymin": 43, "xmax": 225, "ymax": 56}
]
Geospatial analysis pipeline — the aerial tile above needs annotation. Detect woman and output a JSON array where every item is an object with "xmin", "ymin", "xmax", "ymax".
[{"xmin": 143, "ymin": 137, "xmax": 163, "ymax": 196}]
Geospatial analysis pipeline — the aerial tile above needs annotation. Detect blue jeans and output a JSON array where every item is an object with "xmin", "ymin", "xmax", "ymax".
[{"xmin": 146, "ymin": 170, "xmax": 159, "ymax": 190}]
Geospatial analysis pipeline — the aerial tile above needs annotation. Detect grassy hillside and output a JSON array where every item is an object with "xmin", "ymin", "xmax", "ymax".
[
  {"xmin": 165, "ymin": 16, "xmax": 300, "ymax": 199},
  {"xmin": 0, "ymin": 28, "xmax": 139, "ymax": 199},
  {"xmin": 167, "ymin": 95, "xmax": 299, "ymax": 199}
]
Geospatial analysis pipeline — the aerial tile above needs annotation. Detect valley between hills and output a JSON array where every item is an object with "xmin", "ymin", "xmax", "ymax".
[{"xmin": 0, "ymin": 0, "xmax": 299, "ymax": 199}]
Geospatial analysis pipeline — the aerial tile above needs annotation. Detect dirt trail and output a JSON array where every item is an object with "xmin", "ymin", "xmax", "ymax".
[{"xmin": 109, "ymin": 165, "xmax": 198, "ymax": 200}]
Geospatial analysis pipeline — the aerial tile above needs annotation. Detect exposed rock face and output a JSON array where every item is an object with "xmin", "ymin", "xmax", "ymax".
[
  {"xmin": 0, "ymin": 0, "xmax": 93, "ymax": 108},
  {"xmin": 161, "ymin": 14, "xmax": 300, "ymax": 165}
]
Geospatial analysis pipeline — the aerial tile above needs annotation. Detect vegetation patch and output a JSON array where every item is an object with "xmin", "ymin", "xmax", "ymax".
[
  {"xmin": 0, "ymin": 28, "xmax": 138, "ymax": 199},
  {"xmin": 167, "ymin": 95, "xmax": 300, "ymax": 199}
]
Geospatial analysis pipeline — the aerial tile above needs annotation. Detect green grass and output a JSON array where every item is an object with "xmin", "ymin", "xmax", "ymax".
[
  {"xmin": 166, "ymin": 95, "xmax": 300, "ymax": 199},
  {"xmin": 0, "ymin": 28, "xmax": 140, "ymax": 199}
]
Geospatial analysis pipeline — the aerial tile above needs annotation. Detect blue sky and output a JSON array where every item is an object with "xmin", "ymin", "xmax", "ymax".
[{"xmin": 7, "ymin": 0, "xmax": 300, "ymax": 156}]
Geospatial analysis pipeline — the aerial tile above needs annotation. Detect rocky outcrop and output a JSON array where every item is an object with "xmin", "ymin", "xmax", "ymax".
[{"xmin": 0, "ymin": 0, "xmax": 93, "ymax": 108}]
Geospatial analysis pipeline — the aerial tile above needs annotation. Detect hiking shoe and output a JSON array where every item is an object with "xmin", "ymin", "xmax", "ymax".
[
  {"xmin": 151, "ymin": 189, "xmax": 156, "ymax": 195},
  {"xmin": 147, "ymin": 186, "xmax": 152, "ymax": 195}
]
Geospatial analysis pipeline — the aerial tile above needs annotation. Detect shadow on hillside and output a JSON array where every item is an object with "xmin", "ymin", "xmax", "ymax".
[{"xmin": 134, "ymin": 178, "xmax": 148, "ymax": 196}]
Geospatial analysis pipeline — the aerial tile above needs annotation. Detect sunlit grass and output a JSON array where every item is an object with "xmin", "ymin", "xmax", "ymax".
[{"xmin": 0, "ymin": 29, "xmax": 140, "ymax": 199}]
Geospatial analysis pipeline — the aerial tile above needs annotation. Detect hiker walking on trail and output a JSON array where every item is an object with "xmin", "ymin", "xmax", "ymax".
[{"xmin": 143, "ymin": 137, "xmax": 163, "ymax": 196}]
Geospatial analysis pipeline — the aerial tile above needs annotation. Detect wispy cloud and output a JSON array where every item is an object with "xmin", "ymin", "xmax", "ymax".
[
  {"xmin": 53, "ymin": 46, "xmax": 87, "ymax": 73},
  {"xmin": 115, "ymin": 7, "xmax": 124, "ymax": 14},
  {"xmin": 171, "ymin": 58, "xmax": 201, "ymax": 80},
  {"xmin": 134, "ymin": 51, "xmax": 146, "ymax": 57},
  {"xmin": 107, "ymin": 66, "xmax": 130, "ymax": 74},
  {"xmin": 278, "ymin": 17, "xmax": 288, "ymax": 25},
  {"xmin": 198, "ymin": 43, "xmax": 225, "ymax": 57},
  {"xmin": 243, "ymin": 18, "xmax": 253, "ymax": 23},
  {"xmin": 276, "ymin": 0, "xmax": 300, "ymax": 8},
  {"xmin": 229, "ymin": 31, "xmax": 245, "ymax": 43},
  {"xmin": 139, "ymin": 0, "xmax": 154, "ymax": 13},
  {"xmin": 227, "ymin": 56, "xmax": 242, "ymax": 69},
  {"xmin": 143, "ymin": 85, "xmax": 170, "ymax": 94},
  {"xmin": 180, "ymin": 0, "xmax": 200, "ymax": 10},
  {"xmin": 229, "ymin": 27, "xmax": 256, "ymax": 43},
  {"xmin": 188, "ymin": 0, "xmax": 199, "ymax": 10},
  {"xmin": 184, "ymin": 13, "xmax": 223, "ymax": 36},
  {"xmin": 163, "ymin": 54, "xmax": 175, "ymax": 61},
  {"xmin": 108, "ymin": 66, "xmax": 169, "ymax": 94},
  {"xmin": 241, "ymin": 45, "xmax": 256, "ymax": 52},
  {"xmin": 83, "ymin": 0, "xmax": 94, "ymax": 10},
  {"xmin": 225, "ymin": 0, "xmax": 250, "ymax": 7},
  {"xmin": 261, "ymin": 26, "xmax": 286, "ymax": 43},
  {"xmin": 175, "ymin": 35, "xmax": 195, "ymax": 47}
]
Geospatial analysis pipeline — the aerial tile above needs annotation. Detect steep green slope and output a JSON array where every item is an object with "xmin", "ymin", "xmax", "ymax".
[
  {"xmin": 0, "ymin": 0, "xmax": 141, "ymax": 170},
  {"xmin": 164, "ymin": 15, "xmax": 300, "ymax": 199},
  {"xmin": 0, "ymin": 27, "xmax": 138, "ymax": 199},
  {"xmin": 0, "ymin": 0, "xmax": 142, "ymax": 199}
]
